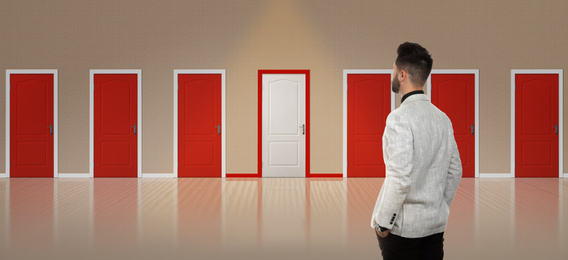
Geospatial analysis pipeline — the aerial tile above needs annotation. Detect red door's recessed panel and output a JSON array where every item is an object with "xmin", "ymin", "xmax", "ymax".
[
  {"xmin": 515, "ymin": 74, "xmax": 559, "ymax": 177},
  {"xmin": 10, "ymin": 74, "xmax": 54, "ymax": 177},
  {"xmin": 94, "ymin": 74, "xmax": 138, "ymax": 177},
  {"xmin": 347, "ymin": 74, "xmax": 390, "ymax": 177},
  {"xmin": 431, "ymin": 74, "xmax": 475, "ymax": 177},
  {"xmin": 178, "ymin": 74, "xmax": 222, "ymax": 177}
]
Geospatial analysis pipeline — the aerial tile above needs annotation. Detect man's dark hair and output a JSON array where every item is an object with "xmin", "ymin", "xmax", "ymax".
[{"xmin": 395, "ymin": 42, "xmax": 433, "ymax": 87}]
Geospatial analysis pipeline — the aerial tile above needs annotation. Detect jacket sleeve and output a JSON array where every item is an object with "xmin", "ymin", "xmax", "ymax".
[
  {"xmin": 443, "ymin": 127, "xmax": 462, "ymax": 206},
  {"xmin": 372, "ymin": 113, "xmax": 414, "ymax": 230}
]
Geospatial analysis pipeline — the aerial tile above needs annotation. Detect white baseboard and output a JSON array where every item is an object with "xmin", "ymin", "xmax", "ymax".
[
  {"xmin": 564, "ymin": 173, "xmax": 568, "ymax": 178},
  {"xmin": 142, "ymin": 173, "xmax": 176, "ymax": 178},
  {"xmin": 0, "ymin": 173, "xmax": 7, "ymax": 178},
  {"xmin": 479, "ymin": 173, "xmax": 514, "ymax": 178},
  {"xmin": 58, "ymin": 173, "xmax": 90, "ymax": 178}
]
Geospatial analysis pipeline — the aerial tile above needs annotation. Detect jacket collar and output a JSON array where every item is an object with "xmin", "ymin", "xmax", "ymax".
[
  {"xmin": 401, "ymin": 90, "xmax": 424, "ymax": 103},
  {"xmin": 400, "ymin": 93, "xmax": 429, "ymax": 106}
]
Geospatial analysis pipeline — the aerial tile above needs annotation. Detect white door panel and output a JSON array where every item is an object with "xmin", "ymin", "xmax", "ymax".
[{"xmin": 263, "ymin": 74, "xmax": 306, "ymax": 177}]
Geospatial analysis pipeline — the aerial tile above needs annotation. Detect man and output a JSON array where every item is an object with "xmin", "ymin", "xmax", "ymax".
[{"xmin": 370, "ymin": 42, "xmax": 462, "ymax": 260}]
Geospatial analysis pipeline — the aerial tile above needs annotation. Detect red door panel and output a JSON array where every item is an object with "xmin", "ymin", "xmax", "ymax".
[
  {"xmin": 431, "ymin": 74, "xmax": 475, "ymax": 177},
  {"xmin": 10, "ymin": 74, "xmax": 54, "ymax": 177},
  {"xmin": 515, "ymin": 74, "xmax": 559, "ymax": 177},
  {"xmin": 178, "ymin": 74, "xmax": 221, "ymax": 177},
  {"xmin": 347, "ymin": 74, "xmax": 390, "ymax": 177},
  {"xmin": 94, "ymin": 74, "xmax": 138, "ymax": 177}
]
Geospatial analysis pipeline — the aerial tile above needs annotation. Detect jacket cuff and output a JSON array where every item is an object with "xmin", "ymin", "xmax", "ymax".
[{"xmin": 379, "ymin": 212, "xmax": 398, "ymax": 230}]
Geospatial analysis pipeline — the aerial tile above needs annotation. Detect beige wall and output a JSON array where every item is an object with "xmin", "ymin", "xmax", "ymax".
[{"xmin": 1, "ymin": 0, "xmax": 567, "ymax": 175}]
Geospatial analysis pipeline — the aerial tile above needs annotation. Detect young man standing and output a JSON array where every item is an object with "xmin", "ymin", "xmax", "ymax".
[{"xmin": 371, "ymin": 42, "xmax": 462, "ymax": 260}]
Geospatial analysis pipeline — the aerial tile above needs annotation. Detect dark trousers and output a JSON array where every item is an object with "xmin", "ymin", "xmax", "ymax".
[{"xmin": 376, "ymin": 231, "xmax": 444, "ymax": 260}]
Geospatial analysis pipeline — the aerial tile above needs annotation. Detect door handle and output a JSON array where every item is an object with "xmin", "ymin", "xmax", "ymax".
[
  {"xmin": 48, "ymin": 124, "xmax": 53, "ymax": 135},
  {"xmin": 470, "ymin": 124, "xmax": 474, "ymax": 135},
  {"xmin": 131, "ymin": 124, "xmax": 137, "ymax": 135},
  {"xmin": 216, "ymin": 124, "xmax": 221, "ymax": 135},
  {"xmin": 555, "ymin": 124, "xmax": 558, "ymax": 135},
  {"xmin": 302, "ymin": 124, "xmax": 305, "ymax": 135}
]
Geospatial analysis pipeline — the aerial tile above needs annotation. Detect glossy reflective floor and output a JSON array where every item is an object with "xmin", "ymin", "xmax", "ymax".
[{"xmin": 0, "ymin": 178, "xmax": 566, "ymax": 260}]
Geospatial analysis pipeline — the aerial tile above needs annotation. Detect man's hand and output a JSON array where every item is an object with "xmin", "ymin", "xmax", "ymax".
[
  {"xmin": 375, "ymin": 226, "xmax": 390, "ymax": 238},
  {"xmin": 374, "ymin": 221, "xmax": 390, "ymax": 238}
]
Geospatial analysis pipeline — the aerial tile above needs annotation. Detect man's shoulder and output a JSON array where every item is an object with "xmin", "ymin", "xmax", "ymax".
[
  {"xmin": 389, "ymin": 101, "xmax": 449, "ymax": 122},
  {"xmin": 386, "ymin": 107, "xmax": 407, "ymax": 122}
]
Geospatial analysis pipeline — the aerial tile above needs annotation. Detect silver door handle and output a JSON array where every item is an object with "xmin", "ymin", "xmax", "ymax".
[
  {"xmin": 49, "ymin": 124, "xmax": 53, "ymax": 135},
  {"xmin": 555, "ymin": 124, "xmax": 558, "ymax": 135},
  {"xmin": 131, "ymin": 124, "xmax": 137, "ymax": 135},
  {"xmin": 470, "ymin": 124, "xmax": 474, "ymax": 135},
  {"xmin": 216, "ymin": 124, "xmax": 221, "ymax": 135}
]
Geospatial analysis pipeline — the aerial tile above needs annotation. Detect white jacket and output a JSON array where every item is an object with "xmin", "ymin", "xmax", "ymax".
[{"xmin": 370, "ymin": 93, "xmax": 462, "ymax": 238}]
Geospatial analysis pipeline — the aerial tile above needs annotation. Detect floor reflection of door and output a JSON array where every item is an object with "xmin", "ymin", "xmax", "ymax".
[
  {"xmin": 347, "ymin": 178, "xmax": 382, "ymax": 248},
  {"xmin": 444, "ymin": 180, "xmax": 477, "ymax": 255},
  {"xmin": 93, "ymin": 179, "xmax": 138, "ymax": 249},
  {"xmin": 178, "ymin": 179, "xmax": 221, "ymax": 249},
  {"xmin": 10, "ymin": 179, "xmax": 54, "ymax": 247},
  {"xmin": 515, "ymin": 179, "xmax": 559, "ymax": 250},
  {"xmin": 261, "ymin": 179, "xmax": 306, "ymax": 247}
]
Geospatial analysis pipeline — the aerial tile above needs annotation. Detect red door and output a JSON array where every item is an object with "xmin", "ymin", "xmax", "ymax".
[
  {"xmin": 178, "ymin": 74, "xmax": 222, "ymax": 177},
  {"xmin": 431, "ymin": 74, "xmax": 475, "ymax": 177},
  {"xmin": 94, "ymin": 74, "xmax": 138, "ymax": 177},
  {"xmin": 515, "ymin": 74, "xmax": 559, "ymax": 177},
  {"xmin": 10, "ymin": 74, "xmax": 54, "ymax": 177},
  {"xmin": 347, "ymin": 74, "xmax": 390, "ymax": 177}
]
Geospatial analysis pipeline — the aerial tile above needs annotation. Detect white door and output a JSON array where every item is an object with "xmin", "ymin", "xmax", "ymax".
[{"xmin": 262, "ymin": 74, "xmax": 306, "ymax": 177}]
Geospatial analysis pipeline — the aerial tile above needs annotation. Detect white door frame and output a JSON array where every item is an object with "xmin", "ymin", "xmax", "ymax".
[
  {"xmin": 89, "ymin": 69, "xmax": 142, "ymax": 178},
  {"xmin": 426, "ymin": 69, "xmax": 480, "ymax": 178},
  {"xmin": 511, "ymin": 69, "xmax": 564, "ymax": 178},
  {"xmin": 342, "ymin": 70, "xmax": 394, "ymax": 178},
  {"xmin": 173, "ymin": 69, "xmax": 226, "ymax": 178},
  {"xmin": 5, "ymin": 69, "xmax": 58, "ymax": 178}
]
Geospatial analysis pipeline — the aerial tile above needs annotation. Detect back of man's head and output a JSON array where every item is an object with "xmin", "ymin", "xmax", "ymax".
[{"xmin": 395, "ymin": 42, "xmax": 433, "ymax": 87}]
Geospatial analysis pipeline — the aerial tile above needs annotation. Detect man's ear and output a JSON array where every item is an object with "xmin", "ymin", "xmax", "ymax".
[{"xmin": 399, "ymin": 70, "xmax": 406, "ymax": 81}]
